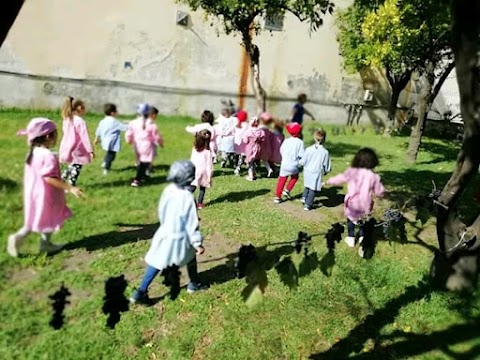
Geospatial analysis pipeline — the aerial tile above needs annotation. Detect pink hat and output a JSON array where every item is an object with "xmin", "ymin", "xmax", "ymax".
[
  {"xmin": 286, "ymin": 122, "xmax": 302, "ymax": 138},
  {"xmin": 17, "ymin": 118, "xmax": 57, "ymax": 144}
]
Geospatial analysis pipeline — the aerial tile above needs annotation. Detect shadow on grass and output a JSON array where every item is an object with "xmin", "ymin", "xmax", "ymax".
[
  {"xmin": 89, "ymin": 175, "xmax": 167, "ymax": 189},
  {"xmin": 0, "ymin": 177, "xmax": 18, "ymax": 191},
  {"xmin": 116, "ymin": 164, "xmax": 171, "ymax": 173},
  {"xmin": 418, "ymin": 141, "xmax": 460, "ymax": 165},
  {"xmin": 309, "ymin": 277, "xmax": 480, "ymax": 359},
  {"xmin": 66, "ymin": 223, "xmax": 158, "ymax": 251},
  {"xmin": 208, "ymin": 189, "xmax": 271, "ymax": 206}
]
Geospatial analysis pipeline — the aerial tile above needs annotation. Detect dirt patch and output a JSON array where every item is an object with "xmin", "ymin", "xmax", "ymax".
[
  {"xmin": 8, "ymin": 267, "xmax": 38, "ymax": 283},
  {"xmin": 273, "ymin": 199, "xmax": 326, "ymax": 223},
  {"xmin": 62, "ymin": 250, "xmax": 94, "ymax": 271}
]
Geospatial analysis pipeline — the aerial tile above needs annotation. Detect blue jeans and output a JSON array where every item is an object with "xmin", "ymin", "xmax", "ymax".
[
  {"xmin": 302, "ymin": 187, "xmax": 317, "ymax": 208},
  {"xmin": 138, "ymin": 257, "xmax": 200, "ymax": 293},
  {"xmin": 347, "ymin": 219, "xmax": 364, "ymax": 238}
]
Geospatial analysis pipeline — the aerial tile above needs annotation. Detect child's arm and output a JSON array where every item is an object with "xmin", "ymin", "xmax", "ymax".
[
  {"xmin": 323, "ymin": 152, "xmax": 332, "ymax": 175},
  {"xmin": 185, "ymin": 196, "xmax": 204, "ymax": 253},
  {"xmin": 44, "ymin": 177, "xmax": 83, "ymax": 198},
  {"xmin": 304, "ymin": 107, "xmax": 315, "ymax": 120},
  {"xmin": 374, "ymin": 175, "xmax": 386, "ymax": 198},
  {"xmin": 125, "ymin": 124, "xmax": 134, "ymax": 145},
  {"xmin": 78, "ymin": 121, "xmax": 95, "ymax": 159},
  {"xmin": 325, "ymin": 170, "xmax": 349, "ymax": 186},
  {"xmin": 185, "ymin": 125, "xmax": 197, "ymax": 135}
]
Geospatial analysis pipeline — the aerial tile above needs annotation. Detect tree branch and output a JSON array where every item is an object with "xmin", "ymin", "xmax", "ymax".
[{"xmin": 431, "ymin": 61, "xmax": 455, "ymax": 100}]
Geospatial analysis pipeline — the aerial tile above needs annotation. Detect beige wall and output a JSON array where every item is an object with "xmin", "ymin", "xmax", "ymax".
[{"xmin": 0, "ymin": 0, "xmax": 390, "ymax": 124}]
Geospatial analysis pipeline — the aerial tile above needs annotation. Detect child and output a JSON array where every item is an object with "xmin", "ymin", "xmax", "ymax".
[
  {"xmin": 126, "ymin": 104, "xmax": 161, "ymax": 187},
  {"xmin": 270, "ymin": 118, "xmax": 285, "ymax": 167},
  {"xmin": 243, "ymin": 116, "xmax": 265, "ymax": 181},
  {"xmin": 301, "ymin": 129, "xmax": 331, "ymax": 211},
  {"xmin": 258, "ymin": 112, "xmax": 274, "ymax": 178},
  {"xmin": 129, "ymin": 160, "xmax": 208, "ymax": 305},
  {"xmin": 233, "ymin": 109, "xmax": 248, "ymax": 176},
  {"xmin": 186, "ymin": 110, "xmax": 217, "ymax": 161},
  {"xmin": 274, "ymin": 123, "xmax": 304, "ymax": 203},
  {"xmin": 147, "ymin": 107, "xmax": 165, "ymax": 175},
  {"xmin": 94, "ymin": 103, "xmax": 129, "ymax": 175},
  {"xmin": 59, "ymin": 97, "xmax": 94, "ymax": 186},
  {"xmin": 216, "ymin": 108, "xmax": 236, "ymax": 168},
  {"xmin": 324, "ymin": 148, "xmax": 385, "ymax": 247},
  {"xmin": 190, "ymin": 130, "xmax": 214, "ymax": 209},
  {"xmin": 291, "ymin": 93, "xmax": 315, "ymax": 125},
  {"xmin": 7, "ymin": 118, "xmax": 83, "ymax": 257}
]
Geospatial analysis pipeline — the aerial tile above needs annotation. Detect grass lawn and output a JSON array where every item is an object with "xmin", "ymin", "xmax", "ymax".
[{"xmin": 0, "ymin": 109, "xmax": 479, "ymax": 360}]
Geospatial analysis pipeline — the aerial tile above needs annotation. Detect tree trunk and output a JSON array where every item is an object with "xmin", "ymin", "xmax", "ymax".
[
  {"xmin": 406, "ymin": 65, "xmax": 435, "ymax": 164},
  {"xmin": 385, "ymin": 69, "xmax": 412, "ymax": 128},
  {"xmin": 242, "ymin": 30, "xmax": 266, "ymax": 114},
  {"xmin": 432, "ymin": 0, "xmax": 480, "ymax": 292},
  {"xmin": 388, "ymin": 85, "xmax": 402, "ymax": 125},
  {"xmin": 0, "ymin": 0, "xmax": 24, "ymax": 47}
]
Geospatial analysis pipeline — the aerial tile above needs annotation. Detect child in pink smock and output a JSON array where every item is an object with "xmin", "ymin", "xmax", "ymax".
[
  {"xmin": 186, "ymin": 110, "xmax": 217, "ymax": 161},
  {"xmin": 324, "ymin": 148, "xmax": 385, "ymax": 248},
  {"xmin": 190, "ymin": 130, "xmax": 213, "ymax": 209},
  {"xmin": 147, "ymin": 106, "xmax": 165, "ymax": 175},
  {"xmin": 243, "ymin": 117, "xmax": 265, "ymax": 181},
  {"xmin": 7, "ymin": 118, "xmax": 83, "ymax": 257},
  {"xmin": 126, "ymin": 104, "xmax": 162, "ymax": 187},
  {"xmin": 270, "ymin": 118, "xmax": 285, "ymax": 166},
  {"xmin": 59, "ymin": 97, "xmax": 94, "ymax": 186},
  {"xmin": 233, "ymin": 110, "xmax": 249, "ymax": 176},
  {"xmin": 258, "ymin": 112, "xmax": 274, "ymax": 177}
]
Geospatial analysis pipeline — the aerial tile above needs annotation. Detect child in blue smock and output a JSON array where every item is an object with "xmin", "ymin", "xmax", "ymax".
[
  {"xmin": 301, "ymin": 129, "xmax": 331, "ymax": 211},
  {"xmin": 94, "ymin": 103, "xmax": 128, "ymax": 174},
  {"xmin": 130, "ymin": 160, "xmax": 208, "ymax": 305}
]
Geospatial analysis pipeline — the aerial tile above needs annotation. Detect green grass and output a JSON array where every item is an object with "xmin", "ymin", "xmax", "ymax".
[{"xmin": 0, "ymin": 109, "xmax": 479, "ymax": 359}]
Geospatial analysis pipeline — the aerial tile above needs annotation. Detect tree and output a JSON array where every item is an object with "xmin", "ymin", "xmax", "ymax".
[
  {"xmin": 178, "ymin": 0, "xmax": 334, "ymax": 113},
  {"xmin": 432, "ymin": 0, "xmax": 480, "ymax": 291},
  {"xmin": 336, "ymin": 0, "xmax": 452, "ymax": 145},
  {"xmin": 0, "ymin": 0, "xmax": 24, "ymax": 47}
]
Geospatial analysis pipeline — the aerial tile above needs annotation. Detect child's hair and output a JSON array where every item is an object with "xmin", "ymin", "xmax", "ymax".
[
  {"xmin": 25, "ymin": 131, "xmax": 57, "ymax": 165},
  {"xmin": 260, "ymin": 112, "xmax": 273, "ymax": 126},
  {"xmin": 297, "ymin": 93, "xmax": 307, "ymax": 103},
  {"xmin": 104, "ymin": 103, "xmax": 117, "ymax": 116},
  {"xmin": 194, "ymin": 130, "xmax": 211, "ymax": 152},
  {"xmin": 201, "ymin": 110, "xmax": 214, "ymax": 125},
  {"xmin": 351, "ymin": 148, "xmax": 379, "ymax": 169},
  {"xmin": 61, "ymin": 97, "xmax": 85, "ymax": 120},
  {"xmin": 314, "ymin": 129, "xmax": 326, "ymax": 145},
  {"xmin": 149, "ymin": 107, "xmax": 159, "ymax": 117},
  {"xmin": 273, "ymin": 118, "xmax": 285, "ymax": 132},
  {"xmin": 221, "ymin": 108, "xmax": 231, "ymax": 118}
]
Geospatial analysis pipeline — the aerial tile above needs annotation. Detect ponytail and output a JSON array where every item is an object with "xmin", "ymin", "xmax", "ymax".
[
  {"xmin": 61, "ymin": 96, "xmax": 74, "ymax": 120},
  {"xmin": 142, "ymin": 115, "xmax": 147, "ymax": 130},
  {"xmin": 25, "ymin": 144, "xmax": 34, "ymax": 165}
]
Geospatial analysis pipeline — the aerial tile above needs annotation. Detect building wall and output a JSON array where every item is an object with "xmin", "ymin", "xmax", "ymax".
[{"xmin": 0, "ymin": 0, "xmax": 390, "ymax": 123}]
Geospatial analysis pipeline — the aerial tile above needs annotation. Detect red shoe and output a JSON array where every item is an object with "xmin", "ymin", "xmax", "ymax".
[{"xmin": 197, "ymin": 203, "xmax": 204, "ymax": 210}]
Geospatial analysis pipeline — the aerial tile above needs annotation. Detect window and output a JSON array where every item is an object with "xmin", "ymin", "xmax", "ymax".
[{"xmin": 264, "ymin": 12, "xmax": 284, "ymax": 31}]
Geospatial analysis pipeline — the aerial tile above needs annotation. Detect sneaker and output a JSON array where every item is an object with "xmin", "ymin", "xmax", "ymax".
[
  {"xmin": 300, "ymin": 198, "xmax": 306, "ymax": 204},
  {"xmin": 220, "ymin": 161, "xmax": 227, "ymax": 168},
  {"xmin": 245, "ymin": 176, "xmax": 255, "ymax": 182},
  {"xmin": 7, "ymin": 235, "xmax": 19, "ymax": 257},
  {"xmin": 344, "ymin": 236, "xmax": 356, "ymax": 248},
  {"xmin": 234, "ymin": 168, "xmax": 240, "ymax": 176},
  {"xmin": 358, "ymin": 246, "xmax": 365, "ymax": 258},
  {"xmin": 303, "ymin": 206, "xmax": 311, "ymax": 211},
  {"xmin": 273, "ymin": 197, "xmax": 282, "ymax": 204},
  {"xmin": 197, "ymin": 203, "xmax": 204, "ymax": 210},
  {"xmin": 282, "ymin": 190, "xmax": 292, "ymax": 200},
  {"xmin": 358, "ymin": 236, "xmax": 364, "ymax": 245},
  {"xmin": 187, "ymin": 282, "xmax": 209, "ymax": 294},
  {"xmin": 129, "ymin": 289, "xmax": 152, "ymax": 305},
  {"xmin": 267, "ymin": 169, "xmax": 273, "ymax": 178},
  {"xmin": 101, "ymin": 162, "xmax": 106, "ymax": 169},
  {"xmin": 131, "ymin": 180, "xmax": 140, "ymax": 187},
  {"xmin": 103, "ymin": 169, "xmax": 108, "ymax": 176},
  {"xmin": 39, "ymin": 241, "xmax": 64, "ymax": 255}
]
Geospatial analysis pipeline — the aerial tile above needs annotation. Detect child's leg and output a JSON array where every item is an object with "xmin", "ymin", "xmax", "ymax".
[
  {"xmin": 347, "ymin": 219, "xmax": 355, "ymax": 237},
  {"xmin": 285, "ymin": 173, "xmax": 299, "ymax": 192},
  {"xmin": 134, "ymin": 162, "xmax": 150, "ymax": 182},
  {"xmin": 138, "ymin": 265, "xmax": 161, "ymax": 293},
  {"xmin": 7, "ymin": 227, "xmax": 30, "ymax": 257},
  {"xmin": 39, "ymin": 233, "xmax": 64, "ymax": 254},
  {"xmin": 198, "ymin": 187, "xmax": 206, "ymax": 205},
  {"xmin": 221, "ymin": 152, "xmax": 228, "ymax": 167},
  {"xmin": 263, "ymin": 160, "xmax": 273, "ymax": 177},
  {"xmin": 305, "ymin": 188, "xmax": 316, "ymax": 208},
  {"xmin": 234, "ymin": 155, "xmax": 244, "ymax": 175},
  {"xmin": 247, "ymin": 162, "xmax": 256, "ymax": 180},
  {"xmin": 275, "ymin": 176, "xmax": 288, "ymax": 198},
  {"xmin": 104, "ymin": 151, "xmax": 116, "ymax": 171},
  {"xmin": 186, "ymin": 257, "xmax": 201, "ymax": 284},
  {"xmin": 63, "ymin": 164, "xmax": 83, "ymax": 186}
]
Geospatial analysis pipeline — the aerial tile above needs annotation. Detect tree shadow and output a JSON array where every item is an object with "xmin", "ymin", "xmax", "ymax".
[
  {"xmin": 66, "ymin": 223, "xmax": 158, "ymax": 252},
  {"xmin": 0, "ymin": 177, "xmax": 18, "ymax": 191},
  {"xmin": 417, "ymin": 141, "xmax": 461, "ymax": 164},
  {"xmin": 318, "ymin": 187, "xmax": 344, "ymax": 208},
  {"xmin": 89, "ymin": 175, "xmax": 167, "ymax": 189},
  {"xmin": 208, "ymin": 189, "xmax": 271, "ymax": 206},
  {"xmin": 327, "ymin": 141, "xmax": 363, "ymax": 159}
]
